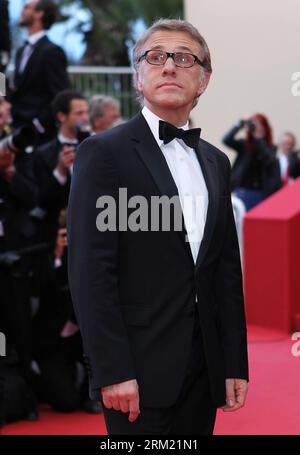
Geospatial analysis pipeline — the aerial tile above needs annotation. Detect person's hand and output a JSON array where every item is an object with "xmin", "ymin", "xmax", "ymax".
[
  {"xmin": 101, "ymin": 379, "xmax": 140, "ymax": 422},
  {"xmin": 222, "ymin": 378, "xmax": 248, "ymax": 412},
  {"xmin": 55, "ymin": 228, "xmax": 68, "ymax": 259},
  {"xmin": 240, "ymin": 118, "xmax": 248, "ymax": 128},
  {"xmin": 56, "ymin": 145, "xmax": 76, "ymax": 177}
]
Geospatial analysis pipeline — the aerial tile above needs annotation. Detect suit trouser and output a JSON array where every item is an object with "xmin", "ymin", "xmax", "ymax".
[{"xmin": 101, "ymin": 310, "xmax": 217, "ymax": 435}]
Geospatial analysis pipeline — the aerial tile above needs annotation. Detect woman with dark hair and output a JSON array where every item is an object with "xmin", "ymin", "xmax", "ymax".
[{"xmin": 223, "ymin": 113, "xmax": 281, "ymax": 211}]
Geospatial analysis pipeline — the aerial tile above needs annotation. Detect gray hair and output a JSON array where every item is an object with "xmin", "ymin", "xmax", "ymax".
[
  {"xmin": 89, "ymin": 95, "xmax": 120, "ymax": 123},
  {"xmin": 132, "ymin": 18, "xmax": 212, "ymax": 107}
]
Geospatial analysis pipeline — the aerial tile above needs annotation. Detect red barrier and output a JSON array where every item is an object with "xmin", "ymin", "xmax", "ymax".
[{"xmin": 244, "ymin": 178, "xmax": 300, "ymax": 333}]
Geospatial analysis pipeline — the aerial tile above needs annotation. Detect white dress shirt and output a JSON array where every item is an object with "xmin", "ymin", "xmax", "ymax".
[
  {"xmin": 277, "ymin": 150, "xmax": 294, "ymax": 184},
  {"xmin": 19, "ymin": 31, "xmax": 46, "ymax": 73},
  {"xmin": 142, "ymin": 106, "xmax": 208, "ymax": 264},
  {"xmin": 278, "ymin": 151, "xmax": 289, "ymax": 180}
]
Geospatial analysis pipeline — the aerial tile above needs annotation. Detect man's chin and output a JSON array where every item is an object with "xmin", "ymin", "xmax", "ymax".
[
  {"xmin": 155, "ymin": 99, "xmax": 185, "ymax": 110},
  {"xmin": 18, "ymin": 19, "xmax": 31, "ymax": 27}
]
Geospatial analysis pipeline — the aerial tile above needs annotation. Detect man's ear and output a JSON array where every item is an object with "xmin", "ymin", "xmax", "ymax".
[
  {"xmin": 135, "ymin": 69, "xmax": 143, "ymax": 92},
  {"xmin": 196, "ymin": 71, "xmax": 211, "ymax": 97},
  {"xmin": 35, "ymin": 10, "xmax": 44, "ymax": 23},
  {"xmin": 56, "ymin": 111, "xmax": 66, "ymax": 125}
]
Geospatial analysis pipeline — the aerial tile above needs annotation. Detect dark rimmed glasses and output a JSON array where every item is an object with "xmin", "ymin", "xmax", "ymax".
[{"xmin": 137, "ymin": 50, "xmax": 204, "ymax": 68}]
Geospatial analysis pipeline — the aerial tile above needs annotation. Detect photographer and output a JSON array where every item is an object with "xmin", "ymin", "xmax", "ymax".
[
  {"xmin": 33, "ymin": 89, "xmax": 89, "ymax": 244},
  {"xmin": 32, "ymin": 209, "xmax": 102, "ymax": 414},
  {"xmin": 0, "ymin": 114, "xmax": 39, "ymax": 421},
  {"xmin": 223, "ymin": 113, "xmax": 281, "ymax": 210}
]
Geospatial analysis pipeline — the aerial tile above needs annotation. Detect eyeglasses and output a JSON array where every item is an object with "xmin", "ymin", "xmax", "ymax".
[{"xmin": 137, "ymin": 50, "xmax": 203, "ymax": 68}]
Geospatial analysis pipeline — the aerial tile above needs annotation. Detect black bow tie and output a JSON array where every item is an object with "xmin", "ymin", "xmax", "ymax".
[{"xmin": 159, "ymin": 120, "xmax": 201, "ymax": 149}]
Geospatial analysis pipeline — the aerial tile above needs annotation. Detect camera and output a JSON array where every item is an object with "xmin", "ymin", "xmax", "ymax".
[
  {"xmin": 245, "ymin": 120, "xmax": 256, "ymax": 133},
  {"xmin": 0, "ymin": 123, "xmax": 37, "ymax": 154},
  {"xmin": 58, "ymin": 121, "xmax": 91, "ymax": 155}
]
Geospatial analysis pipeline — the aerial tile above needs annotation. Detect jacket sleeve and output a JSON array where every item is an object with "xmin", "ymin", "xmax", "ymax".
[
  {"xmin": 67, "ymin": 135, "xmax": 136, "ymax": 398},
  {"xmin": 222, "ymin": 121, "xmax": 244, "ymax": 154},
  {"xmin": 36, "ymin": 45, "xmax": 71, "ymax": 130},
  {"xmin": 44, "ymin": 45, "xmax": 70, "ymax": 98},
  {"xmin": 289, "ymin": 152, "xmax": 300, "ymax": 179},
  {"xmin": 214, "ymin": 154, "xmax": 249, "ymax": 381}
]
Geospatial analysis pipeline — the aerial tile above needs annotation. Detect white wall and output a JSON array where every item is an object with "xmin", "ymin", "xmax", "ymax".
[{"xmin": 185, "ymin": 0, "xmax": 300, "ymax": 159}]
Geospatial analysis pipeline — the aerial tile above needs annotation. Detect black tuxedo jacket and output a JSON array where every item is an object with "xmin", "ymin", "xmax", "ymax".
[
  {"xmin": 67, "ymin": 113, "xmax": 249, "ymax": 408},
  {"xmin": 8, "ymin": 36, "xmax": 70, "ymax": 141}
]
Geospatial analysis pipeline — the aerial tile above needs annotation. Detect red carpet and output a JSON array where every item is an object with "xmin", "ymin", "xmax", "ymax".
[{"xmin": 1, "ymin": 325, "xmax": 299, "ymax": 435}]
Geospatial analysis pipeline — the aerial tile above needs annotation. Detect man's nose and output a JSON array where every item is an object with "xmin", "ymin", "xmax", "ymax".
[
  {"xmin": 81, "ymin": 113, "xmax": 89, "ymax": 122},
  {"xmin": 161, "ymin": 56, "xmax": 177, "ymax": 74}
]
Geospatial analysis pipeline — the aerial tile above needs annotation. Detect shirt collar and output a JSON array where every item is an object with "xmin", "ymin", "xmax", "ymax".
[
  {"xmin": 58, "ymin": 132, "xmax": 78, "ymax": 145},
  {"xmin": 27, "ymin": 31, "xmax": 46, "ymax": 46},
  {"xmin": 142, "ymin": 106, "xmax": 189, "ymax": 148}
]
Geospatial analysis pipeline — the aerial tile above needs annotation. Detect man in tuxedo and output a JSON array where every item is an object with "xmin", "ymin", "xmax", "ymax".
[
  {"xmin": 8, "ymin": 0, "xmax": 70, "ymax": 144},
  {"xmin": 68, "ymin": 19, "xmax": 249, "ymax": 435},
  {"xmin": 277, "ymin": 132, "xmax": 300, "ymax": 182}
]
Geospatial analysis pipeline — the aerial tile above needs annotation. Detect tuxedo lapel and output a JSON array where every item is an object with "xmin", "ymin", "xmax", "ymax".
[
  {"xmin": 16, "ymin": 36, "xmax": 47, "ymax": 88},
  {"xmin": 129, "ymin": 113, "xmax": 194, "ymax": 262},
  {"xmin": 194, "ymin": 141, "xmax": 219, "ymax": 269},
  {"xmin": 131, "ymin": 113, "xmax": 179, "ymax": 199}
]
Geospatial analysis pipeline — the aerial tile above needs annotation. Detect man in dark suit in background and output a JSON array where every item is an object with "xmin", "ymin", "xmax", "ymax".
[
  {"xmin": 276, "ymin": 131, "xmax": 300, "ymax": 182},
  {"xmin": 8, "ymin": 0, "xmax": 70, "ymax": 145},
  {"xmin": 33, "ymin": 90, "xmax": 89, "ymax": 244},
  {"xmin": 68, "ymin": 19, "xmax": 249, "ymax": 435}
]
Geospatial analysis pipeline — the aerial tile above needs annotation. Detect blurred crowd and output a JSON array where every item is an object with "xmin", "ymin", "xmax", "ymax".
[
  {"xmin": 0, "ymin": 0, "xmax": 300, "ymax": 427},
  {"xmin": 0, "ymin": 0, "xmax": 124, "ymax": 425}
]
